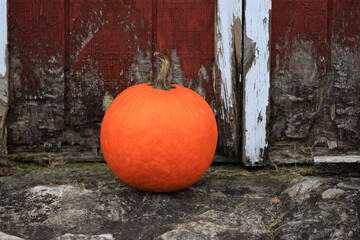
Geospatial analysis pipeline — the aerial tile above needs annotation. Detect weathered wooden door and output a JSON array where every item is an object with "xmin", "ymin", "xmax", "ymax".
[{"xmin": 7, "ymin": 0, "xmax": 223, "ymax": 160}]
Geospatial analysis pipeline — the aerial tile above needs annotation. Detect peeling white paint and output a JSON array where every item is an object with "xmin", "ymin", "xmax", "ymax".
[
  {"xmin": 0, "ymin": 0, "xmax": 7, "ymax": 77},
  {"xmin": 216, "ymin": 0, "xmax": 242, "ymax": 120},
  {"xmin": 243, "ymin": 0, "xmax": 271, "ymax": 164}
]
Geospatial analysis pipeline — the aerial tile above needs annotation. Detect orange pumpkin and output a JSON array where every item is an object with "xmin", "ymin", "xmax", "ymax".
[{"xmin": 100, "ymin": 52, "xmax": 218, "ymax": 192}]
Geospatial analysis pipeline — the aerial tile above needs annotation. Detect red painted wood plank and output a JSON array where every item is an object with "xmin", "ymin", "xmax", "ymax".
[
  {"xmin": 270, "ymin": 0, "xmax": 330, "ymax": 144},
  {"xmin": 271, "ymin": 0, "xmax": 330, "ymax": 75},
  {"xmin": 7, "ymin": 0, "xmax": 66, "ymax": 145},
  {"xmin": 8, "ymin": 0, "xmax": 65, "ymax": 101},
  {"xmin": 67, "ymin": 0, "xmax": 153, "ymax": 128},
  {"xmin": 331, "ymin": 0, "xmax": 360, "ymax": 149},
  {"xmin": 156, "ymin": 0, "xmax": 215, "ymax": 103},
  {"xmin": 331, "ymin": 0, "xmax": 360, "ymax": 49}
]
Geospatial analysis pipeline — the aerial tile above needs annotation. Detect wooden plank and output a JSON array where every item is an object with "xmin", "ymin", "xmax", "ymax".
[
  {"xmin": 215, "ymin": 0, "xmax": 242, "ymax": 160},
  {"xmin": 270, "ymin": 0, "xmax": 360, "ymax": 164},
  {"xmin": 66, "ymin": 0, "xmax": 153, "ymax": 148},
  {"xmin": 269, "ymin": 0, "xmax": 331, "ymax": 164},
  {"xmin": 7, "ymin": 0, "xmax": 66, "ymax": 146},
  {"xmin": 270, "ymin": 0, "xmax": 330, "ymax": 75},
  {"xmin": 155, "ymin": 0, "xmax": 215, "ymax": 101},
  {"xmin": 330, "ymin": 0, "xmax": 360, "ymax": 157},
  {"xmin": 331, "ymin": 0, "xmax": 360, "ymax": 49},
  {"xmin": 242, "ymin": 0, "xmax": 271, "ymax": 165}
]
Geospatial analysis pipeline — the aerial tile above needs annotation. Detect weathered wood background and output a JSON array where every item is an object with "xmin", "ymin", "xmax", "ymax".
[
  {"xmin": 5, "ymin": 0, "xmax": 360, "ymax": 165},
  {"xmin": 7, "ymin": 0, "xmax": 222, "ymax": 161},
  {"xmin": 270, "ymin": 0, "xmax": 360, "ymax": 164}
]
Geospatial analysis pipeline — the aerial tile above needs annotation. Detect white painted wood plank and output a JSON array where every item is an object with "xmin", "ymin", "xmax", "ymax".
[
  {"xmin": 243, "ymin": 0, "xmax": 271, "ymax": 165},
  {"xmin": 215, "ymin": 0, "xmax": 242, "ymax": 156},
  {"xmin": 0, "ymin": 0, "xmax": 7, "ymax": 77},
  {"xmin": 215, "ymin": 0, "xmax": 242, "ymax": 119},
  {"xmin": 314, "ymin": 155, "xmax": 360, "ymax": 163}
]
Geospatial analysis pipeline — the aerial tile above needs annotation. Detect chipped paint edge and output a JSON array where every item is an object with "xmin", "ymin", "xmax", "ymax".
[
  {"xmin": 243, "ymin": 0, "xmax": 271, "ymax": 165},
  {"xmin": 0, "ymin": 0, "xmax": 7, "ymax": 77}
]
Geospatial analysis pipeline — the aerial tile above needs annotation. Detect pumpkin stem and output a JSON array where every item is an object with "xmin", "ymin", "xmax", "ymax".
[{"xmin": 149, "ymin": 52, "xmax": 176, "ymax": 90}]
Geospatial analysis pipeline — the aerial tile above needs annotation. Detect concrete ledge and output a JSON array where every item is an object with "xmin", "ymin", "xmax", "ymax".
[{"xmin": 314, "ymin": 155, "xmax": 360, "ymax": 163}]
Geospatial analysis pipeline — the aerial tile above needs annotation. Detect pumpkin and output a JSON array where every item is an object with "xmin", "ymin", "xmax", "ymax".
[{"xmin": 100, "ymin": 52, "xmax": 218, "ymax": 192}]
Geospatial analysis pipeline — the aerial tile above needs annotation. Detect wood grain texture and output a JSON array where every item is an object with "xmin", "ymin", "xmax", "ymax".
[
  {"xmin": 242, "ymin": 0, "xmax": 271, "ymax": 165},
  {"xmin": 270, "ymin": 0, "xmax": 360, "ymax": 164},
  {"xmin": 332, "ymin": 0, "xmax": 360, "ymax": 49},
  {"xmin": 215, "ymin": 0, "xmax": 242, "ymax": 160},
  {"xmin": 271, "ymin": 0, "xmax": 329, "ymax": 74},
  {"xmin": 7, "ymin": 0, "xmax": 218, "ymax": 156},
  {"xmin": 7, "ymin": 0, "xmax": 66, "ymax": 145},
  {"xmin": 9, "ymin": 0, "xmax": 359, "ymax": 165},
  {"xmin": 66, "ymin": 0, "xmax": 153, "ymax": 146},
  {"xmin": 155, "ymin": 0, "xmax": 215, "ymax": 102},
  {"xmin": 270, "ymin": 0, "xmax": 329, "ymax": 147},
  {"xmin": 331, "ymin": 0, "xmax": 360, "ymax": 150}
]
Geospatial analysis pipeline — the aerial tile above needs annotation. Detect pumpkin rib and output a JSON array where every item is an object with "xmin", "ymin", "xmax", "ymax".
[
  {"xmin": 170, "ymin": 86, "xmax": 217, "ymax": 169},
  {"xmin": 173, "ymin": 86, "xmax": 212, "ymax": 127},
  {"xmin": 166, "ymin": 87, "xmax": 189, "ymax": 122},
  {"xmin": 172, "ymin": 86, "xmax": 199, "ymax": 120},
  {"xmin": 107, "ymin": 85, "xmax": 149, "ymax": 129},
  {"xmin": 101, "ymin": 85, "xmax": 150, "ymax": 161},
  {"xmin": 105, "ymin": 85, "xmax": 144, "ymax": 123}
]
